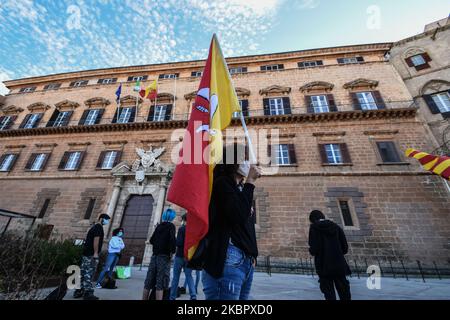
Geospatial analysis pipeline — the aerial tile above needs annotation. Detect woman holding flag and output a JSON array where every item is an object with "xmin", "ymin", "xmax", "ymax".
[
  {"xmin": 167, "ymin": 34, "xmax": 261, "ymax": 300},
  {"xmin": 201, "ymin": 144, "xmax": 261, "ymax": 300}
]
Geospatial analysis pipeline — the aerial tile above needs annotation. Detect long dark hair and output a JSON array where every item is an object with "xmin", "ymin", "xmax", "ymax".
[{"xmin": 213, "ymin": 143, "xmax": 246, "ymax": 181}]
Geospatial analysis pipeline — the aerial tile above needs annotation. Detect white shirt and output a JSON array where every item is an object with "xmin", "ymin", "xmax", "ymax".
[{"xmin": 108, "ymin": 236, "xmax": 125, "ymax": 254}]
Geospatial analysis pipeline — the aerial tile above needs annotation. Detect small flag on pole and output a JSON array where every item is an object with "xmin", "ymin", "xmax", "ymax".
[
  {"xmin": 115, "ymin": 83, "xmax": 122, "ymax": 103},
  {"xmin": 139, "ymin": 80, "xmax": 158, "ymax": 100},
  {"xmin": 133, "ymin": 80, "xmax": 141, "ymax": 92},
  {"xmin": 405, "ymin": 148, "xmax": 450, "ymax": 180}
]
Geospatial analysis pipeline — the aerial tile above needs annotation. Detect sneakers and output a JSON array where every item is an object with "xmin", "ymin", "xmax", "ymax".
[
  {"xmin": 83, "ymin": 293, "xmax": 100, "ymax": 300},
  {"xmin": 178, "ymin": 287, "xmax": 186, "ymax": 294},
  {"xmin": 95, "ymin": 283, "xmax": 102, "ymax": 289}
]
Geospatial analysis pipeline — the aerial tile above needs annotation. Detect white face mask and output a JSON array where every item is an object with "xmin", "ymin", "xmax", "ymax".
[{"xmin": 237, "ymin": 161, "xmax": 250, "ymax": 178}]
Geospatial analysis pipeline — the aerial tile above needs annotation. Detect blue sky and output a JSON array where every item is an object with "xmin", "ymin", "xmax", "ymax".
[{"xmin": 0, "ymin": 0, "xmax": 449, "ymax": 94}]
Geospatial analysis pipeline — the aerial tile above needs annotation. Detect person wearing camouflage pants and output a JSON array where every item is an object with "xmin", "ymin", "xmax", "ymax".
[{"xmin": 73, "ymin": 214, "xmax": 109, "ymax": 300}]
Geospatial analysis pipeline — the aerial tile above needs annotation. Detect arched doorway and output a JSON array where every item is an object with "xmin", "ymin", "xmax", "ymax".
[{"xmin": 120, "ymin": 195, "xmax": 154, "ymax": 264}]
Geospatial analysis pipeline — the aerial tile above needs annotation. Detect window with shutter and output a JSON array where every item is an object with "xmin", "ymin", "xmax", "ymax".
[
  {"xmin": 38, "ymin": 199, "xmax": 51, "ymax": 219},
  {"xmin": 153, "ymin": 105, "xmax": 167, "ymax": 122},
  {"xmin": 268, "ymin": 98, "xmax": 284, "ymax": 115},
  {"xmin": 376, "ymin": 141, "xmax": 401, "ymax": 163},
  {"xmin": 298, "ymin": 60, "xmax": 323, "ymax": 68},
  {"xmin": 44, "ymin": 83, "xmax": 61, "ymax": 91},
  {"xmin": 326, "ymin": 94, "xmax": 338, "ymax": 112},
  {"xmin": 356, "ymin": 92, "xmax": 378, "ymax": 110},
  {"xmin": 28, "ymin": 153, "xmax": 50, "ymax": 171},
  {"xmin": 339, "ymin": 200, "xmax": 354, "ymax": 227},
  {"xmin": 431, "ymin": 92, "xmax": 450, "ymax": 113},
  {"xmin": 0, "ymin": 116, "xmax": 11, "ymax": 130},
  {"xmin": 321, "ymin": 144, "xmax": 344, "ymax": 164},
  {"xmin": 310, "ymin": 95, "xmax": 329, "ymax": 113},
  {"xmin": 22, "ymin": 113, "xmax": 42, "ymax": 128},
  {"xmin": 101, "ymin": 151, "xmax": 118, "ymax": 169},
  {"xmin": 0, "ymin": 154, "xmax": 18, "ymax": 172},
  {"xmin": 84, "ymin": 198, "xmax": 96, "ymax": 220}
]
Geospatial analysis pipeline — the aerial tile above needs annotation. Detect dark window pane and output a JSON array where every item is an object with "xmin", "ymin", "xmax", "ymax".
[
  {"xmin": 84, "ymin": 198, "xmax": 96, "ymax": 220},
  {"xmin": 377, "ymin": 141, "xmax": 401, "ymax": 163},
  {"xmin": 339, "ymin": 200, "xmax": 353, "ymax": 227},
  {"xmin": 38, "ymin": 199, "xmax": 51, "ymax": 219}
]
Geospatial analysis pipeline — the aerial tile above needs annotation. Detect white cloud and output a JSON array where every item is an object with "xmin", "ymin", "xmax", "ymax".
[
  {"xmin": 0, "ymin": 0, "xmax": 283, "ymax": 79},
  {"xmin": 0, "ymin": 70, "xmax": 12, "ymax": 95}
]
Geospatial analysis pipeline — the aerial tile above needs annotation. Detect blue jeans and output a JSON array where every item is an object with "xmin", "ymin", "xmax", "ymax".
[
  {"xmin": 170, "ymin": 256, "xmax": 196, "ymax": 300},
  {"xmin": 184, "ymin": 269, "xmax": 201, "ymax": 293},
  {"xmin": 96, "ymin": 253, "xmax": 119, "ymax": 285},
  {"xmin": 202, "ymin": 243, "xmax": 254, "ymax": 300}
]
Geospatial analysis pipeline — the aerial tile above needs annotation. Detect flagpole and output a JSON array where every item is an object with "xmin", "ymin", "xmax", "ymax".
[
  {"xmin": 154, "ymin": 79, "xmax": 159, "ymax": 118},
  {"xmin": 173, "ymin": 75, "xmax": 177, "ymax": 120},
  {"xmin": 239, "ymin": 111, "xmax": 257, "ymax": 164}
]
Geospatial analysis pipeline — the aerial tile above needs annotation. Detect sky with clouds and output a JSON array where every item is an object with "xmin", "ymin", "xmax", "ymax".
[{"xmin": 0, "ymin": 0, "xmax": 448, "ymax": 95}]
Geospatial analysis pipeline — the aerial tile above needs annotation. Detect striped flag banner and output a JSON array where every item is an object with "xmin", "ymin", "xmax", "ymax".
[{"xmin": 405, "ymin": 148, "xmax": 450, "ymax": 180}]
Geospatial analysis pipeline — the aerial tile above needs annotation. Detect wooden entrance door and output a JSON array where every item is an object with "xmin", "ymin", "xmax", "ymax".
[{"xmin": 120, "ymin": 195, "xmax": 154, "ymax": 264}]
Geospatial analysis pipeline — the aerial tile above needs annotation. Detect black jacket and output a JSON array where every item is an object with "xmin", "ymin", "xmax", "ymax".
[
  {"xmin": 150, "ymin": 222, "xmax": 176, "ymax": 256},
  {"xmin": 308, "ymin": 219, "xmax": 351, "ymax": 277},
  {"xmin": 175, "ymin": 225, "xmax": 186, "ymax": 258},
  {"xmin": 203, "ymin": 175, "xmax": 258, "ymax": 279}
]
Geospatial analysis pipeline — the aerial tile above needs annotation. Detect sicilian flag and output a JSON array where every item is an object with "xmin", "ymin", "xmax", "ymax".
[
  {"xmin": 405, "ymin": 148, "xmax": 450, "ymax": 180},
  {"xmin": 140, "ymin": 80, "xmax": 158, "ymax": 100},
  {"xmin": 115, "ymin": 83, "xmax": 122, "ymax": 103},
  {"xmin": 167, "ymin": 34, "xmax": 240, "ymax": 260}
]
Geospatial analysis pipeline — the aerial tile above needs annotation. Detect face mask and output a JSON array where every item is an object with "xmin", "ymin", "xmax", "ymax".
[
  {"xmin": 237, "ymin": 161, "xmax": 250, "ymax": 178},
  {"xmin": 117, "ymin": 232, "xmax": 123, "ymax": 237},
  {"xmin": 102, "ymin": 219, "xmax": 110, "ymax": 226}
]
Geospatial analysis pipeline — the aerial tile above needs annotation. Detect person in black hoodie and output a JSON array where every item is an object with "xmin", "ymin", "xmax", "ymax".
[
  {"xmin": 308, "ymin": 210, "xmax": 351, "ymax": 300},
  {"xmin": 202, "ymin": 144, "xmax": 261, "ymax": 300},
  {"xmin": 142, "ymin": 208, "xmax": 176, "ymax": 300}
]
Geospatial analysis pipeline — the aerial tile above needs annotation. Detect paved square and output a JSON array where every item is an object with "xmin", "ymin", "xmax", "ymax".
[{"xmin": 64, "ymin": 267, "xmax": 450, "ymax": 300}]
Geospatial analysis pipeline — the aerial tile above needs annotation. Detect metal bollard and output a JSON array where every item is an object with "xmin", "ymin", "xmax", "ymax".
[
  {"xmin": 417, "ymin": 260, "xmax": 425, "ymax": 283},
  {"xmin": 433, "ymin": 261, "xmax": 441, "ymax": 280},
  {"xmin": 400, "ymin": 259, "xmax": 409, "ymax": 281}
]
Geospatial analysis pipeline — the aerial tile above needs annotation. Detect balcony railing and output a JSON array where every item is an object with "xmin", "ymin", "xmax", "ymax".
[{"xmin": 3, "ymin": 100, "xmax": 416, "ymax": 131}]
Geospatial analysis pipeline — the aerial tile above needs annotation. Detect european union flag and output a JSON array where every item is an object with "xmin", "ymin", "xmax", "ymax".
[{"xmin": 115, "ymin": 83, "xmax": 122, "ymax": 103}]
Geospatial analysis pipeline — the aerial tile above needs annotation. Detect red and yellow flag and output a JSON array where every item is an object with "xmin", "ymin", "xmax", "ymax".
[
  {"xmin": 405, "ymin": 148, "xmax": 450, "ymax": 180},
  {"xmin": 139, "ymin": 80, "xmax": 158, "ymax": 100},
  {"xmin": 167, "ymin": 35, "xmax": 240, "ymax": 260}
]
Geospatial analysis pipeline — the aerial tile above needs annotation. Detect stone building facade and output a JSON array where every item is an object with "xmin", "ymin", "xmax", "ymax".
[
  {"xmin": 389, "ymin": 18, "xmax": 450, "ymax": 154},
  {"xmin": 1, "ymin": 40, "xmax": 449, "ymax": 266}
]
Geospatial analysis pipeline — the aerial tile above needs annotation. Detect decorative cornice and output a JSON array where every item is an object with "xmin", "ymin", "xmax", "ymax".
[
  {"xmin": 259, "ymin": 85, "xmax": 291, "ymax": 96},
  {"xmin": 55, "ymin": 100, "xmax": 80, "ymax": 110},
  {"xmin": 267, "ymin": 133, "xmax": 296, "ymax": 139},
  {"xmin": 85, "ymin": 97, "xmax": 111, "ymax": 108},
  {"xmin": 35, "ymin": 143, "xmax": 58, "ymax": 148},
  {"xmin": 68, "ymin": 142, "xmax": 91, "ymax": 147},
  {"xmin": 184, "ymin": 91, "xmax": 197, "ymax": 100},
  {"xmin": 313, "ymin": 131, "xmax": 346, "ymax": 137},
  {"xmin": 5, "ymin": 144, "xmax": 26, "ymax": 149},
  {"xmin": 157, "ymin": 93, "xmax": 176, "ymax": 101},
  {"xmin": 363, "ymin": 129, "xmax": 399, "ymax": 135},
  {"xmin": 343, "ymin": 78, "xmax": 379, "ymax": 90},
  {"xmin": 27, "ymin": 102, "xmax": 51, "ymax": 112},
  {"xmin": 420, "ymin": 79, "xmax": 450, "ymax": 96},
  {"xmin": 300, "ymin": 81, "xmax": 334, "ymax": 93},
  {"xmin": 235, "ymin": 87, "xmax": 251, "ymax": 97},
  {"xmin": 1, "ymin": 105, "xmax": 24, "ymax": 115},
  {"xmin": 103, "ymin": 140, "xmax": 128, "ymax": 145},
  {"xmin": 141, "ymin": 138, "xmax": 167, "ymax": 144},
  {"xmin": 0, "ymin": 108, "xmax": 417, "ymax": 138},
  {"xmin": 120, "ymin": 95, "xmax": 142, "ymax": 105},
  {"xmin": 402, "ymin": 46, "xmax": 426, "ymax": 59}
]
